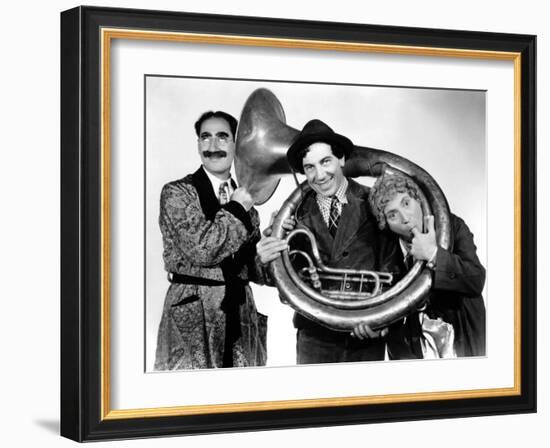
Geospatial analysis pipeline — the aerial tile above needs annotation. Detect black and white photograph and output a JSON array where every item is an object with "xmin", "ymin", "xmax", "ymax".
[{"xmin": 145, "ymin": 76, "xmax": 487, "ymax": 371}]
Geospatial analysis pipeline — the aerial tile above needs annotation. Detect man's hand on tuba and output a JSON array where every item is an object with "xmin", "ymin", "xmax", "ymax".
[
  {"xmin": 262, "ymin": 210, "xmax": 296, "ymax": 237},
  {"xmin": 351, "ymin": 323, "xmax": 389, "ymax": 340},
  {"xmin": 257, "ymin": 210, "xmax": 296, "ymax": 265}
]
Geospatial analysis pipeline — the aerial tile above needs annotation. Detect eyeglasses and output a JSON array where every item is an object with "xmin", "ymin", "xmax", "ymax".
[{"xmin": 198, "ymin": 134, "xmax": 232, "ymax": 147}]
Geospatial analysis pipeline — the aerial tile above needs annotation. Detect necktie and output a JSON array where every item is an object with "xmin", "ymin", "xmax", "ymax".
[
  {"xmin": 218, "ymin": 181, "xmax": 228, "ymax": 205},
  {"xmin": 328, "ymin": 196, "xmax": 340, "ymax": 237}
]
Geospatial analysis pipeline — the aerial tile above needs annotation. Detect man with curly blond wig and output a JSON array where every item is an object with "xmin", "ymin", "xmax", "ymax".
[{"xmin": 353, "ymin": 172, "xmax": 486, "ymax": 358}]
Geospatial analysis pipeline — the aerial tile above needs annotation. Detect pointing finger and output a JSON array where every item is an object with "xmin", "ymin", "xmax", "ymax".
[{"xmin": 424, "ymin": 215, "xmax": 436, "ymax": 234}]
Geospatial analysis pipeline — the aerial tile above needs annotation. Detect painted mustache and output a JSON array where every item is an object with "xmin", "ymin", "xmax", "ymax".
[{"xmin": 203, "ymin": 150, "xmax": 228, "ymax": 158}]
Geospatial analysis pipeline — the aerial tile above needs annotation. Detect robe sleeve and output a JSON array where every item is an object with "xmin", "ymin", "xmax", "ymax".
[
  {"xmin": 432, "ymin": 215, "xmax": 486, "ymax": 296},
  {"xmin": 159, "ymin": 182, "xmax": 252, "ymax": 267}
]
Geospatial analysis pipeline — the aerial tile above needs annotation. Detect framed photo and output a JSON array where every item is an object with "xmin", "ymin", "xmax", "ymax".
[{"xmin": 60, "ymin": 6, "xmax": 536, "ymax": 442}]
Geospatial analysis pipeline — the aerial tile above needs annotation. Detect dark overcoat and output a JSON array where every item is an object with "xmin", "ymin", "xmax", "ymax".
[{"xmin": 382, "ymin": 214, "xmax": 486, "ymax": 358}]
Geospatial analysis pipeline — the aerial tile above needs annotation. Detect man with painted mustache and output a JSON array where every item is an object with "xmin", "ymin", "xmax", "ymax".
[
  {"xmin": 155, "ymin": 111, "xmax": 267, "ymax": 370},
  {"xmin": 257, "ymin": 119, "xmax": 386, "ymax": 364}
]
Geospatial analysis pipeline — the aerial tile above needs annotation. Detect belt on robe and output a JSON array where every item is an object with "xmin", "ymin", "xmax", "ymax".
[
  {"xmin": 169, "ymin": 271, "xmax": 249, "ymax": 368},
  {"xmin": 168, "ymin": 272, "xmax": 224, "ymax": 286},
  {"xmin": 168, "ymin": 272, "xmax": 248, "ymax": 287}
]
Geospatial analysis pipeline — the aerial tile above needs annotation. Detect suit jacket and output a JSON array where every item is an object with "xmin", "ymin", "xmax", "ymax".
[
  {"xmin": 291, "ymin": 179, "xmax": 381, "ymax": 331},
  {"xmin": 382, "ymin": 214, "xmax": 486, "ymax": 358},
  {"xmin": 154, "ymin": 166, "xmax": 267, "ymax": 370}
]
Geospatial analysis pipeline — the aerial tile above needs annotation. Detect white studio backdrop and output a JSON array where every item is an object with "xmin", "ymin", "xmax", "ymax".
[{"xmin": 1, "ymin": 1, "xmax": 546, "ymax": 447}]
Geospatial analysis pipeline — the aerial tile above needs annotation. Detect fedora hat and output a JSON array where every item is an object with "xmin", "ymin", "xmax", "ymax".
[{"xmin": 286, "ymin": 119, "xmax": 353, "ymax": 173}]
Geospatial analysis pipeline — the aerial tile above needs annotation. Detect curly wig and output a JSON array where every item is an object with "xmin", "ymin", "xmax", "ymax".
[{"xmin": 369, "ymin": 173, "xmax": 421, "ymax": 230}]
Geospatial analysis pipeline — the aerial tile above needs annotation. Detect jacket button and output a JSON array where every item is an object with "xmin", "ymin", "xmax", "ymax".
[
  {"xmin": 342, "ymin": 251, "xmax": 349, "ymax": 257},
  {"xmin": 345, "ymin": 282, "xmax": 351, "ymax": 289},
  {"xmin": 449, "ymin": 272, "xmax": 456, "ymax": 279}
]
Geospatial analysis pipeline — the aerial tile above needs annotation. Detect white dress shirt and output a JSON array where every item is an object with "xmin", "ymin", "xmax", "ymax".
[{"xmin": 203, "ymin": 167, "xmax": 234, "ymax": 203}]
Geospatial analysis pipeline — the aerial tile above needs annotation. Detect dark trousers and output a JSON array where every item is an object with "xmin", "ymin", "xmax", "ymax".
[
  {"xmin": 386, "ymin": 317, "xmax": 423, "ymax": 360},
  {"xmin": 296, "ymin": 326, "xmax": 386, "ymax": 364}
]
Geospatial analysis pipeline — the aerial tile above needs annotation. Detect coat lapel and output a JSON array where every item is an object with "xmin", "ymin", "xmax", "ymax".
[
  {"xmin": 298, "ymin": 192, "xmax": 333, "ymax": 260},
  {"xmin": 192, "ymin": 168, "xmax": 246, "ymax": 358},
  {"xmin": 331, "ymin": 180, "xmax": 369, "ymax": 258},
  {"xmin": 191, "ymin": 166, "xmax": 219, "ymax": 221},
  {"xmin": 297, "ymin": 180, "xmax": 371, "ymax": 262},
  {"xmin": 378, "ymin": 231, "xmax": 406, "ymax": 276}
]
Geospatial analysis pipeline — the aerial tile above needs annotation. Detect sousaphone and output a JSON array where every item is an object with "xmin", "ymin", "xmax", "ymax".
[{"xmin": 236, "ymin": 88, "xmax": 451, "ymax": 332}]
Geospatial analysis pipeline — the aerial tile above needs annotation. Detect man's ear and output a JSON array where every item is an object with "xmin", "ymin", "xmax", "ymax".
[{"xmin": 338, "ymin": 157, "xmax": 345, "ymax": 167}]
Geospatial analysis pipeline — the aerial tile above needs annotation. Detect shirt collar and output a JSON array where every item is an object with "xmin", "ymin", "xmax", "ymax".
[
  {"xmin": 315, "ymin": 177, "xmax": 349, "ymax": 204},
  {"xmin": 202, "ymin": 166, "xmax": 233, "ymax": 196}
]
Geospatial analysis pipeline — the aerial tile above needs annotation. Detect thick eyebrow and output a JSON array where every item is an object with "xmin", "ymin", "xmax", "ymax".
[
  {"xmin": 200, "ymin": 131, "xmax": 231, "ymax": 139},
  {"xmin": 303, "ymin": 157, "xmax": 332, "ymax": 169}
]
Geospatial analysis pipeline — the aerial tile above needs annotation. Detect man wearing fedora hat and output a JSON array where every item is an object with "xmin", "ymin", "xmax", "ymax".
[{"xmin": 258, "ymin": 119, "xmax": 386, "ymax": 364}]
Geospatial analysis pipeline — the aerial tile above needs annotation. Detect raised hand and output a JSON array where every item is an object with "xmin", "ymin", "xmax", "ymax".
[{"xmin": 410, "ymin": 214, "xmax": 438, "ymax": 261}]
